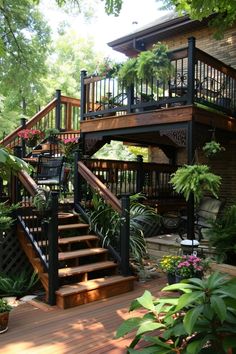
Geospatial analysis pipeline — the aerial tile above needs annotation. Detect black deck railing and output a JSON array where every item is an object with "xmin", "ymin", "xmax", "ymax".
[{"xmin": 81, "ymin": 37, "xmax": 236, "ymax": 120}]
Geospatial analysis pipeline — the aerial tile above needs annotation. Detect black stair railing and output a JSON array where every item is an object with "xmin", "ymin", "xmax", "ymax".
[
  {"xmin": 73, "ymin": 152, "xmax": 131, "ymax": 276},
  {"xmin": 12, "ymin": 147, "xmax": 59, "ymax": 305}
]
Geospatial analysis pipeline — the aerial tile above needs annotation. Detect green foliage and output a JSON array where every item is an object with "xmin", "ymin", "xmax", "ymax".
[
  {"xmin": 0, "ymin": 299, "xmax": 12, "ymax": 313},
  {"xmin": 33, "ymin": 188, "xmax": 52, "ymax": 213},
  {"xmin": 93, "ymin": 141, "xmax": 136, "ymax": 160},
  {"xmin": 116, "ymin": 272, "xmax": 236, "ymax": 353},
  {"xmin": 118, "ymin": 58, "xmax": 138, "ymax": 89},
  {"xmin": 0, "ymin": 147, "xmax": 32, "ymax": 181},
  {"xmin": 0, "ymin": 202, "xmax": 19, "ymax": 231},
  {"xmin": 202, "ymin": 140, "xmax": 225, "ymax": 158},
  {"xmin": 170, "ymin": 164, "xmax": 221, "ymax": 204},
  {"xmin": 0, "ymin": 271, "xmax": 38, "ymax": 298},
  {"xmin": 206, "ymin": 204, "xmax": 236, "ymax": 265},
  {"xmin": 0, "ymin": 0, "xmax": 51, "ymax": 131},
  {"xmin": 118, "ymin": 43, "xmax": 172, "ymax": 88},
  {"xmin": 89, "ymin": 193, "xmax": 161, "ymax": 261},
  {"xmin": 163, "ymin": 0, "xmax": 236, "ymax": 39}
]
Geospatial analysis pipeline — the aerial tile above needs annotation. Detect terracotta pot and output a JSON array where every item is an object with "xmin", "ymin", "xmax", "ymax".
[{"xmin": 0, "ymin": 312, "xmax": 10, "ymax": 334}]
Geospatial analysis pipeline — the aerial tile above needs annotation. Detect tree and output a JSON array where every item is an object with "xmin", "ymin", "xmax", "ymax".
[
  {"xmin": 0, "ymin": 1, "xmax": 51, "ymax": 135},
  {"xmin": 43, "ymin": 30, "xmax": 102, "ymax": 99},
  {"xmin": 163, "ymin": 0, "xmax": 236, "ymax": 38}
]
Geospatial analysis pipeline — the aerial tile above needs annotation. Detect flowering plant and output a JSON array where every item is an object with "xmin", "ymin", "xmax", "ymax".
[
  {"xmin": 175, "ymin": 255, "xmax": 205, "ymax": 278},
  {"xmin": 159, "ymin": 255, "xmax": 182, "ymax": 275},
  {"xmin": 17, "ymin": 129, "xmax": 44, "ymax": 141},
  {"xmin": 18, "ymin": 129, "xmax": 44, "ymax": 147}
]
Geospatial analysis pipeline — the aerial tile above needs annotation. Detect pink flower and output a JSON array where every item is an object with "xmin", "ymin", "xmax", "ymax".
[
  {"xmin": 17, "ymin": 129, "xmax": 44, "ymax": 141},
  {"xmin": 63, "ymin": 137, "xmax": 78, "ymax": 144}
]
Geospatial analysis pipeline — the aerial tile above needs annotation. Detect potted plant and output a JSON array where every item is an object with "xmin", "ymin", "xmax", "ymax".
[
  {"xmin": 17, "ymin": 128, "xmax": 44, "ymax": 147},
  {"xmin": 159, "ymin": 255, "xmax": 182, "ymax": 284},
  {"xmin": 203, "ymin": 140, "xmax": 225, "ymax": 158},
  {"xmin": 170, "ymin": 164, "xmax": 222, "ymax": 204},
  {"xmin": 44, "ymin": 128, "xmax": 60, "ymax": 144},
  {"xmin": 116, "ymin": 272, "xmax": 236, "ymax": 353},
  {"xmin": 33, "ymin": 188, "xmax": 52, "ymax": 215},
  {"xmin": 118, "ymin": 42, "xmax": 173, "ymax": 89},
  {"xmin": 0, "ymin": 299, "xmax": 12, "ymax": 334}
]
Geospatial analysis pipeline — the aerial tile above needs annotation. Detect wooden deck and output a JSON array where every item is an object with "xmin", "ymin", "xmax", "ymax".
[{"xmin": 0, "ymin": 276, "xmax": 167, "ymax": 354}]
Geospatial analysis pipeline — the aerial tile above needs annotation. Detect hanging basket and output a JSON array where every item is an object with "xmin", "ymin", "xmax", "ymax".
[{"xmin": 26, "ymin": 136, "xmax": 38, "ymax": 147}]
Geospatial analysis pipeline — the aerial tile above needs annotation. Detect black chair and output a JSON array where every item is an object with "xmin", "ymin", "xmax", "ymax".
[
  {"xmin": 36, "ymin": 156, "xmax": 66, "ymax": 192},
  {"xmin": 178, "ymin": 197, "xmax": 223, "ymax": 241}
]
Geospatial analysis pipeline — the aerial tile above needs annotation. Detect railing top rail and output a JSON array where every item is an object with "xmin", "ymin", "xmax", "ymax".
[
  {"xmin": 86, "ymin": 158, "xmax": 178, "ymax": 172},
  {"xmin": 17, "ymin": 170, "xmax": 39, "ymax": 197},
  {"xmin": 78, "ymin": 160, "xmax": 122, "ymax": 213},
  {"xmin": 0, "ymin": 98, "xmax": 57, "ymax": 147},
  {"xmin": 195, "ymin": 48, "xmax": 236, "ymax": 79},
  {"xmin": 61, "ymin": 95, "xmax": 81, "ymax": 106}
]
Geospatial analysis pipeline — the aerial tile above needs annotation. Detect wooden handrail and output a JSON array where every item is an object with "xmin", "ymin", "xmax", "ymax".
[
  {"xmin": 1, "ymin": 99, "xmax": 57, "ymax": 147},
  {"xmin": 78, "ymin": 161, "xmax": 122, "ymax": 213},
  {"xmin": 61, "ymin": 95, "xmax": 81, "ymax": 106},
  {"xmin": 17, "ymin": 170, "xmax": 39, "ymax": 197}
]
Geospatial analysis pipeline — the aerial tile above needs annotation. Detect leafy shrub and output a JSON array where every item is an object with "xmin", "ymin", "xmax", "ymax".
[
  {"xmin": 116, "ymin": 272, "xmax": 236, "ymax": 353},
  {"xmin": 0, "ymin": 271, "xmax": 38, "ymax": 298}
]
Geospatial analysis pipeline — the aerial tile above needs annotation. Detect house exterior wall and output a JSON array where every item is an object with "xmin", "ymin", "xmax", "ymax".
[{"xmin": 146, "ymin": 25, "xmax": 236, "ymax": 69}]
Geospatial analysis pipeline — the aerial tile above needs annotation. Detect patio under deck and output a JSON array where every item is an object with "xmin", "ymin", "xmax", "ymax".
[{"xmin": 0, "ymin": 277, "xmax": 167, "ymax": 354}]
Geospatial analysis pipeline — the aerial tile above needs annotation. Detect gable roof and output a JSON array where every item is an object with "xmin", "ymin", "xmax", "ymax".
[{"xmin": 108, "ymin": 12, "xmax": 208, "ymax": 56}]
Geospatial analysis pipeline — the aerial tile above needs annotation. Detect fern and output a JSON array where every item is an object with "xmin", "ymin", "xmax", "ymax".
[{"xmin": 170, "ymin": 164, "xmax": 221, "ymax": 204}]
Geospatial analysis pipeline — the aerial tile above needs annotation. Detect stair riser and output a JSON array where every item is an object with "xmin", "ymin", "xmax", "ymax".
[{"xmin": 57, "ymin": 280, "xmax": 134, "ymax": 309}]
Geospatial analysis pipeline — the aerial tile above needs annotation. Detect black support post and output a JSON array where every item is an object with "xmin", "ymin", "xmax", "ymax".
[
  {"xmin": 74, "ymin": 151, "xmax": 82, "ymax": 205},
  {"xmin": 48, "ymin": 192, "xmax": 59, "ymax": 306},
  {"xmin": 20, "ymin": 117, "xmax": 27, "ymax": 158},
  {"xmin": 187, "ymin": 121, "xmax": 195, "ymax": 240},
  {"xmin": 80, "ymin": 70, "xmax": 87, "ymax": 122},
  {"xmin": 136, "ymin": 154, "xmax": 144, "ymax": 193},
  {"xmin": 55, "ymin": 89, "xmax": 61, "ymax": 131},
  {"xmin": 187, "ymin": 37, "xmax": 196, "ymax": 105},
  {"xmin": 127, "ymin": 84, "xmax": 134, "ymax": 114},
  {"xmin": 120, "ymin": 195, "xmax": 130, "ymax": 276}
]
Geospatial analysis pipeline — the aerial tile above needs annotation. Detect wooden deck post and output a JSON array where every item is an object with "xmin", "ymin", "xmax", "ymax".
[
  {"xmin": 74, "ymin": 151, "xmax": 82, "ymax": 205},
  {"xmin": 187, "ymin": 37, "xmax": 196, "ymax": 105},
  {"xmin": 48, "ymin": 191, "xmax": 59, "ymax": 306},
  {"xmin": 120, "ymin": 195, "xmax": 130, "ymax": 276},
  {"xmin": 20, "ymin": 117, "xmax": 27, "ymax": 157}
]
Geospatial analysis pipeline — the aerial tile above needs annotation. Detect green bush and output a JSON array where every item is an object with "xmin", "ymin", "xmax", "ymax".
[
  {"xmin": 0, "ymin": 271, "xmax": 38, "ymax": 298},
  {"xmin": 116, "ymin": 272, "xmax": 236, "ymax": 353}
]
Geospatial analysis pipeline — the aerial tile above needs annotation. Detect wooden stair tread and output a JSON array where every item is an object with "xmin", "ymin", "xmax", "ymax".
[
  {"xmin": 56, "ymin": 275, "xmax": 136, "ymax": 296},
  {"xmin": 30, "ymin": 223, "xmax": 89, "ymax": 233},
  {"xmin": 58, "ymin": 223, "xmax": 89, "ymax": 230},
  {"xmin": 59, "ymin": 235, "xmax": 98, "ymax": 244},
  {"xmin": 58, "ymin": 261, "xmax": 117, "ymax": 277},
  {"xmin": 58, "ymin": 248, "xmax": 107, "ymax": 260},
  {"xmin": 38, "ymin": 235, "xmax": 99, "ymax": 247}
]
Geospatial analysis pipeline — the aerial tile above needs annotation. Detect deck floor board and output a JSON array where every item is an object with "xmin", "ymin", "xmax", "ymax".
[{"xmin": 0, "ymin": 276, "xmax": 167, "ymax": 354}]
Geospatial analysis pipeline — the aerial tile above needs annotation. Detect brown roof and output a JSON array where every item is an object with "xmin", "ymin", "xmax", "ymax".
[{"xmin": 108, "ymin": 12, "xmax": 208, "ymax": 56}]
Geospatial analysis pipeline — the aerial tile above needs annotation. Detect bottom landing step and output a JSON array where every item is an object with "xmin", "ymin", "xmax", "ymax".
[{"xmin": 56, "ymin": 275, "xmax": 136, "ymax": 309}]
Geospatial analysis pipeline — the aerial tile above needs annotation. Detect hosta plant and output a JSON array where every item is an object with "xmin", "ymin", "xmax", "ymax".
[{"xmin": 116, "ymin": 272, "xmax": 236, "ymax": 354}]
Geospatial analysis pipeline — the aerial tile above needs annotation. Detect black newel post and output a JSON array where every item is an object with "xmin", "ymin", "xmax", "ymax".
[
  {"xmin": 55, "ymin": 89, "xmax": 61, "ymax": 131},
  {"xmin": 80, "ymin": 70, "xmax": 87, "ymax": 122},
  {"xmin": 48, "ymin": 191, "xmax": 59, "ymax": 306},
  {"xmin": 127, "ymin": 84, "xmax": 135, "ymax": 114},
  {"xmin": 74, "ymin": 151, "xmax": 82, "ymax": 205},
  {"xmin": 187, "ymin": 121, "xmax": 195, "ymax": 240},
  {"xmin": 136, "ymin": 154, "xmax": 144, "ymax": 193},
  {"xmin": 187, "ymin": 37, "xmax": 196, "ymax": 105},
  {"xmin": 120, "ymin": 195, "xmax": 130, "ymax": 276},
  {"xmin": 20, "ymin": 117, "xmax": 27, "ymax": 157},
  {"xmin": 12, "ymin": 146, "xmax": 23, "ymax": 203}
]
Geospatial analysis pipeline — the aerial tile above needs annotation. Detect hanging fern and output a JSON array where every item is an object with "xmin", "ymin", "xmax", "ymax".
[{"xmin": 170, "ymin": 164, "xmax": 222, "ymax": 204}]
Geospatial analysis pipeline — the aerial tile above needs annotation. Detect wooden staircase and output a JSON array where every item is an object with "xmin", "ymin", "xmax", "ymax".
[{"xmin": 18, "ymin": 210, "xmax": 135, "ymax": 309}]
